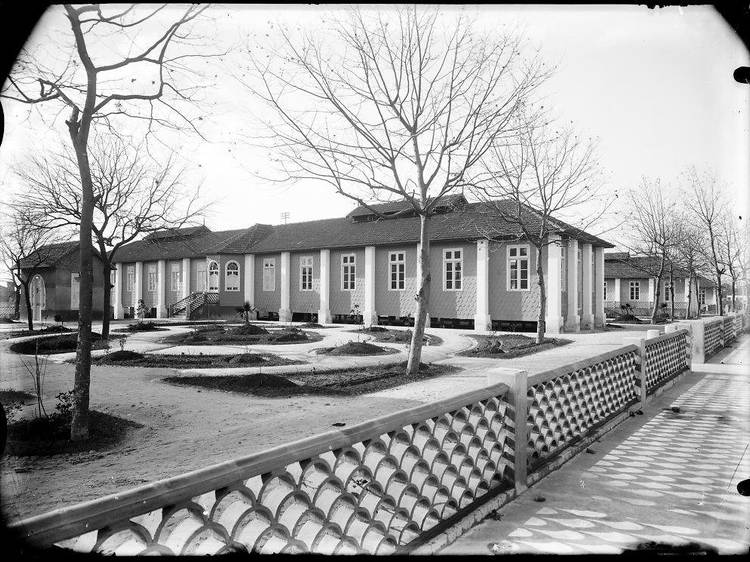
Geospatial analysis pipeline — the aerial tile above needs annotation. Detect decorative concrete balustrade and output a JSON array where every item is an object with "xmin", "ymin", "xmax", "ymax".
[
  {"xmin": 641, "ymin": 330, "xmax": 689, "ymax": 394},
  {"xmin": 525, "ymin": 347, "xmax": 639, "ymax": 471},
  {"xmin": 703, "ymin": 317, "xmax": 724, "ymax": 358},
  {"xmin": 10, "ymin": 378, "xmax": 525, "ymax": 555}
]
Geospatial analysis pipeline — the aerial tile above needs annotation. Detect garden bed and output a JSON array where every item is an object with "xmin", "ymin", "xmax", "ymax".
[
  {"xmin": 6, "ymin": 410, "xmax": 143, "ymax": 456},
  {"xmin": 314, "ymin": 341, "xmax": 398, "ymax": 356},
  {"xmin": 159, "ymin": 324, "xmax": 322, "ymax": 346},
  {"xmin": 347, "ymin": 327, "xmax": 442, "ymax": 346},
  {"xmin": 0, "ymin": 325, "xmax": 72, "ymax": 340},
  {"xmin": 0, "ymin": 389, "xmax": 35, "ymax": 403},
  {"xmin": 9, "ymin": 332, "xmax": 107, "ymax": 355},
  {"xmin": 91, "ymin": 350, "xmax": 304, "ymax": 369},
  {"xmin": 163, "ymin": 362, "xmax": 461, "ymax": 397},
  {"xmin": 458, "ymin": 333, "xmax": 572, "ymax": 358},
  {"xmin": 112, "ymin": 321, "xmax": 169, "ymax": 333}
]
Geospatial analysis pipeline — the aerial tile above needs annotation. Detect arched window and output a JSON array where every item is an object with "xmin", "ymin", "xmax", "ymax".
[
  {"xmin": 225, "ymin": 260, "xmax": 240, "ymax": 292},
  {"xmin": 208, "ymin": 260, "xmax": 220, "ymax": 292}
]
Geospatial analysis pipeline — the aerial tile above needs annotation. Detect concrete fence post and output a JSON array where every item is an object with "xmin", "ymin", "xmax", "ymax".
[
  {"xmin": 646, "ymin": 329, "xmax": 660, "ymax": 340},
  {"xmin": 624, "ymin": 335, "xmax": 647, "ymax": 409},
  {"xmin": 664, "ymin": 324, "xmax": 677, "ymax": 334}
]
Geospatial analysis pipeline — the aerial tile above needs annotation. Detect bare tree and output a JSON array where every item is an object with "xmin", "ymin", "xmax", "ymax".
[
  {"xmin": 0, "ymin": 209, "xmax": 62, "ymax": 330},
  {"xmin": 15, "ymin": 134, "xmax": 203, "ymax": 339},
  {"xmin": 672, "ymin": 219, "xmax": 707, "ymax": 319},
  {"xmin": 685, "ymin": 168, "xmax": 727, "ymax": 316},
  {"xmin": 2, "ymin": 4, "xmax": 210, "ymax": 441},
  {"xmin": 241, "ymin": 6, "xmax": 548, "ymax": 373},
  {"xmin": 718, "ymin": 213, "xmax": 746, "ymax": 312},
  {"xmin": 623, "ymin": 179, "xmax": 679, "ymax": 324},
  {"xmin": 470, "ymin": 113, "xmax": 604, "ymax": 343}
]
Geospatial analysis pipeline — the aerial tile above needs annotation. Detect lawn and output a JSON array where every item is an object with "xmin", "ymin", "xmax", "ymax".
[
  {"xmin": 459, "ymin": 333, "xmax": 572, "ymax": 358},
  {"xmin": 90, "ymin": 350, "xmax": 305, "ymax": 369},
  {"xmin": 163, "ymin": 362, "xmax": 461, "ymax": 397},
  {"xmin": 160, "ymin": 324, "xmax": 322, "ymax": 346}
]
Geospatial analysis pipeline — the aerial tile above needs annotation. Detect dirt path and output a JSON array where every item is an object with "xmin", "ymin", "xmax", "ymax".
[{"xmin": 0, "ymin": 322, "xmax": 644, "ymax": 521}]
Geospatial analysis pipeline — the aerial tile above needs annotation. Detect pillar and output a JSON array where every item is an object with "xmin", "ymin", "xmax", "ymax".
[
  {"xmin": 545, "ymin": 234, "xmax": 563, "ymax": 334},
  {"xmin": 581, "ymin": 243, "xmax": 594, "ymax": 329},
  {"xmin": 474, "ymin": 239, "xmax": 491, "ymax": 332},
  {"xmin": 318, "ymin": 249, "xmax": 331, "ymax": 324},
  {"xmin": 565, "ymin": 239, "xmax": 580, "ymax": 331},
  {"xmin": 243, "ymin": 254, "xmax": 254, "ymax": 307},
  {"xmin": 156, "ymin": 259, "xmax": 166, "ymax": 318},
  {"xmin": 279, "ymin": 251, "xmax": 291, "ymax": 322},
  {"xmin": 134, "ymin": 261, "xmax": 143, "ymax": 308},
  {"xmin": 113, "ymin": 265, "xmax": 122, "ymax": 320},
  {"xmin": 594, "ymin": 247, "xmax": 605, "ymax": 328},
  {"xmin": 364, "ymin": 245, "xmax": 377, "ymax": 327},
  {"xmin": 182, "ymin": 258, "xmax": 191, "ymax": 299}
]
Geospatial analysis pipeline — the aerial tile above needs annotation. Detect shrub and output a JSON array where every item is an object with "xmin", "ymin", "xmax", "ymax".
[
  {"xmin": 226, "ymin": 324, "xmax": 269, "ymax": 336},
  {"xmin": 127, "ymin": 321, "xmax": 160, "ymax": 332}
]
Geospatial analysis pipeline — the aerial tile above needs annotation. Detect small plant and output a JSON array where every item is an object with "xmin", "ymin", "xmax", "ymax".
[
  {"xmin": 350, "ymin": 304, "xmax": 364, "ymax": 341},
  {"xmin": 3, "ymin": 400, "xmax": 24, "ymax": 424},
  {"xmin": 19, "ymin": 340, "xmax": 49, "ymax": 419},
  {"xmin": 136, "ymin": 299, "xmax": 148, "ymax": 324},
  {"xmin": 236, "ymin": 302, "xmax": 256, "ymax": 324},
  {"xmin": 54, "ymin": 314, "xmax": 64, "ymax": 327},
  {"xmin": 54, "ymin": 390, "xmax": 76, "ymax": 422},
  {"xmin": 118, "ymin": 336, "xmax": 127, "ymax": 352}
]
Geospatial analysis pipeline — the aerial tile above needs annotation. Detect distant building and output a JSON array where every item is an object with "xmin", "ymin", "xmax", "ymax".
[
  {"xmin": 18, "ymin": 242, "xmax": 107, "ymax": 322},
  {"xmin": 111, "ymin": 196, "xmax": 614, "ymax": 332},
  {"xmin": 603, "ymin": 252, "xmax": 717, "ymax": 317}
]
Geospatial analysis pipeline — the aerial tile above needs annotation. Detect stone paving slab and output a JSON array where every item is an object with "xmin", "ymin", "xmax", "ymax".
[{"xmin": 440, "ymin": 337, "xmax": 750, "ymax": 556}]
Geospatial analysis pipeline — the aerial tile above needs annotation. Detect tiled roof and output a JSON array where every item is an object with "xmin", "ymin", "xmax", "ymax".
[
  {"xmin": 142, "ymin": 225, "xmax": 211, "ymax": 241},
  {"xmin": 19, "ymin": 241, "xmax": 79, "ymax": 268},
  {"xmin": 605, "ymin": 255, "xmax": 715, "ymax": 285},
  {"xmin": 113, "ymin": 227, "xmax": 251, "ymax": 263},
  {"xmin": 347, "ymin": 194, "xmax": 467, "ymax": 218}
]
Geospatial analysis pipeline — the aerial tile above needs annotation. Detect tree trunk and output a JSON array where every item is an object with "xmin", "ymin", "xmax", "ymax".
[
  {"xmin": 686, "ymin": 272, "xmax": 692, "ymax": 319},
  {"xmin": 731, "ymin": 279, "xmax": 736, "ymax": 312},
  {"xmin": 14, "ymin": 283, "xmax": 21, "ymax": 321},
  {"xmin": 669, "ymin": 264, "xmax": 675, "ymax": 321},
  {"xmin": 715, "ymin": 270, "xmax": 724, "ymax": 315},
  {"xmin": 650, "ymin": 275, "xmax": 663, "ymax": 324},
  {"xmin": 101, "ymin": 261, "xmax": 112, "ymax": 340},
  {"xmin": 694, "ymin": 276, "xmax": 702, "ymax": 318},
  {"xmin": 407, "ymin": 214, "xmax": 430, "ymax": 375},
  {"xmin": 69, "ymin": 137, "xmax": 94, "ymax": 442},
  {"xmin": 536, "ymin": 244, "xmax": 546, "ymax": 345},
  {"xmin": 22, "ymin": 280, "xmax": 33, "ymax": 331}
]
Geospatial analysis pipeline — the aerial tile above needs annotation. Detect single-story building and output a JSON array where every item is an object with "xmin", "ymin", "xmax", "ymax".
[
  {"xmin": 18, "ymin": 241, "xmax": 108, "ymax": 322},
  {"xmin": 603, "ymin": 252, "xmax": 717, "ymax": 317},
  {"xmin": 111, "ymin": 196, "xmax": 613, "ymax": 333}
]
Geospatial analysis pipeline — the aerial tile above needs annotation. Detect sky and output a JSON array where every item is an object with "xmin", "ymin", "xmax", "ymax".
[{"xmin": 0, "ymin": 4, "xmax": 748, "ymax": 282}]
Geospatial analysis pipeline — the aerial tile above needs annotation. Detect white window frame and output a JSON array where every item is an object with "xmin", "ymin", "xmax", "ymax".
[
  {"xmin": 170, "ymin": 262, "xmax": 181, "ymax": 292},
  {"xmin": 300, "ymin": 256, "xmax": 313, "ymax": 291},
  {"xmin": 507, "ymin": 244, "xmax": 530, "ymax": 291},
  {"xmin": 262, "ymin": 258, "xmax": 276, "ymax": 292},
  {"xmin": 225, "ymin": 260, "xmax": 240, "ymax": 292},
  {"xmin": 629, "ymin": 280, "xmax": 640, "ymax": 301},
  {"xmin": 443, "ymin": 248, "xmax": 463, "ymax": 291},
  {"xmin": 663, "ymin": 281, "xmax": 671, "ymax": 302},
  {"xmin": 341, "ymin": 254, "xmax": 356, "ymax": 291},
  {"xmin": 389, "ymin": 251, "xmax": 405, "ymax": 291},
  {"xmin": 147, "ymin": 264, "xmax": 157, "ymax": 292},
  {"xmin": 208, "ymin": 260, "xmax": 220, "ymax": 292},
  {"xmin": 126, "ymin": 265, "xmax": 135, "ymax": 293},
  {"xmin": 603, "ymin": 281, "xmax": 607, "ymax": 301}
]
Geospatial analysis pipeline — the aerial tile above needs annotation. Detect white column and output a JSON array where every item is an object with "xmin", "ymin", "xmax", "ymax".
[
  {"xmin": 581, "ymin": 243, "xmax": 594, "ymax": 329},
  {"xmin": 648, "ymin": 278, "xmax": 655, "ymax": 306},
  {"xmin": 594, "ymin": 247, "xmax": 605, "ymax": 328},
  {"xmin": 134, "ymin": 261, "xmax": 143, "ymax": 308},
  {"xmin": 113, "ymin": 265, "xmax": 122, "ymax": 320},
  {"xmin": 474, "ymin": 239, "xmax": 491, "ymax": 332},
  {"xmin": 364, "ymin": 245, "xmax": 377, "ymax": 327},
  {"xmin": 614, "ymin": 278, "xmax": 621, "ymax": 304},
  {"xmin": 279, "ymin": 251, "xmax": 291, "ymax": 322},
  {"xmin": 243, "ymin": 254, "xmax": 254, "ymax": 307},
  {"xmin": 156, "ymin": 259, "xmax": 166, "ymax": 318},
  {"xmin": 182, "ymin": 258, "xmax": 191, "ymax": 299},
  {"xmin": 565, "ymin": 239, "xmax": 580, "ymax": 331},
  {"xmin": 318, "ymin": 249, "xmax": 331, "ymax": 324},
  {"xmin": 545, "ymin": 234, "xmax": 563, "ymax": 334}
]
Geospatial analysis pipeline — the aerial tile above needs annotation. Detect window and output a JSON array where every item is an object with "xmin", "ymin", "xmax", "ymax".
[
  {"xmin": 664, "ymin": 282, "xmax": 671, "ymax": 302},
  {"xmin": 603, "ymin": 281, "xmax": 607, "ymax": 301},
  {"xmin": 699, "ymin": 288, "xmax": 706, "ymax": 305},
  {"xmin": 389, "ymin": 251, "xmax": 405, "ymax": 290},
  {"xmin": 126, "ymin": 266, "xmax": 135, "ymax": 292},
  {"xmin": 263, "ymin": 258, "xmax": 275, "ymax": 291},
  {"xmin": 444, "ymin": 249, "xmax": 463, "ymax": 290},
  {"xmin": 208, "ymin": 260, "xmax": 219, "ymax": 292},
  {"xmin": 300, "ymin": 256, "xmax": 313, "ymax": 291},
  {"xmin": 147, "ymin": 264, "xmax": 157, "ymax": 292},
  {"xmin": 507, "ymin": 245, "xmax": 529, "ymax": 291},
  {"xmin": 629, "ymin": 281, "xmax": 640, "ymax": 301},
  {"xmin": 170, "ymin": 263, "xmax": 181, "ymax": 292},
  {"xmin": 225, "ymin": 261, "xmax": 240, "ymax": 292},
  {"xmin": 342, "ymin": 254, "xmax": 356, "ymax": 290}
]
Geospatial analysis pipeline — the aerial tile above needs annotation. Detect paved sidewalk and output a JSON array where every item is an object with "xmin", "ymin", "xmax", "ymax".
[{"xmin": 441, "ymin": 336, "xmax": 750, "ymax": 555}]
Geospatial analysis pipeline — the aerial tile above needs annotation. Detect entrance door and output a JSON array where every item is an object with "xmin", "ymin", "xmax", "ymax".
[{"xmin": 30, "ymin": 274, "xmax": 45, "ymax": 322}]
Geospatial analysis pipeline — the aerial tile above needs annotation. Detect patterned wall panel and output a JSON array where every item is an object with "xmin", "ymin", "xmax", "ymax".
[
  {"xmin": 525, "ymin": 350, "xmax": 638, "ymax": 469},
  {"xmin": 704, "ymin": 319, "xmax": 723, "ymax": 358},
  {"xmin": 22, "ymin": 390, "xmax": 516, "ymax": 555},
  {"xmin": 722, "ymin": 315, "xmax": 736, "ymax": 344},
  {"xmin": 643, "ymin": 331, "xmax": 688, "ymax": 392}
]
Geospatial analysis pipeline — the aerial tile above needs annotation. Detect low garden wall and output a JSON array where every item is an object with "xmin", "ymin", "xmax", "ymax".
[{"xmin": 8, "ymin": 314, "xmax": 744, "ymax": 554}]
